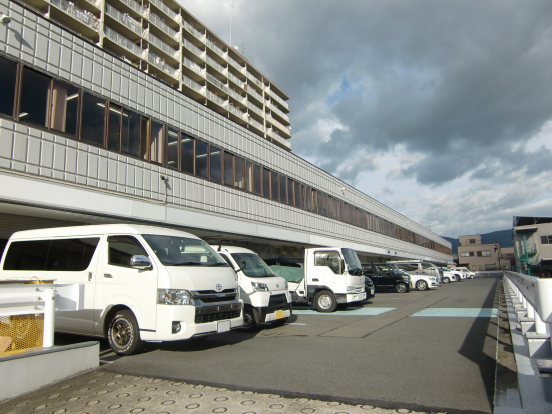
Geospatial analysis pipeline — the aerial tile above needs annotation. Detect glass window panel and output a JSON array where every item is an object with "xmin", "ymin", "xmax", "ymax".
[
  {"xmin": 294, "ymin": 182, "xmax": 301, "ymax": 208},
  {"xmin": 210, "ymin": 146, "xmax": 222, "ymax": 183},
  {"xmin": 287, "ymin": 178, "xmax": 294, "ymax": 206},
  {"xmin": 262, "ymin": 168, "xmax": 270, "ymax": 198},
  {"xmin": 46, "ymin": 238, "xmax": 100, "ymax": 271},
  {"xmin": 224, "ymin": 151, "xmax": 234, "ymax": 186},
  {"xmin": 50, "ymin": 81, "xmax": 78, "ymax": 136},
  {"xmin": 121, "ymin": 108, "xmax": 142, "ymax": 155},
  {"xmin": 246, "ymin": 161, "xmax": 254, "ymax": 193},
  {"xmin": 108, "ymin": 235, "xmax": 148, "ymax": 268},
  {"xmin": 311, "ymin": 189, "xmax": 317, "ymax": 212},
  {"xmin": 140, "ymin": 116, "xmax": 148, "ymax": 160},
  {"xmin": 107, "ymin": 103, "xmax": 121, "ymax": 150},
  {"xmin": 166, "ymin": 128, "xmax": 179, "ymax": 169},
  {"xmin": 195, "ymin": 140, "xmax": 208, "ymax": 179},
  {"xmin": 271, "ymin": 172, "xmax": 279, "ymax": 201},
  {"xmin": 235, "ymin": 155, "xmax": 245, "ymax": 189},
  {"xmin": 20, "ymin": 67, "xmax": 50, "ymax": 126},
  {"xmin": 254, "ymin": 164, "xmax": 262, "ymax": 196},
  {"xmin": 3, "ymin": 240, "xmax": 50, "ymax": 270},
  {"xmin": 279, "ymin": 175, "xmax": 286, "ymax": 203},
  {"xmin": 0, "ymin": 56, "xmax": 17, "ymax": 117},
  {"xmin": 180, "ymin": 135, "xmax": 194, "ymax": 174},
  {"xmin": 80, "ymin": 92, "xmax": 105, "ymax": 146},
  {"xmin": 150, "ymin": 121, "xmax": 164, "ymax": 164}
]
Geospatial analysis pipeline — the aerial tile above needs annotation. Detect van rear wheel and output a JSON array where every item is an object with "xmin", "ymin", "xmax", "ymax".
[{"xmin": 107, "ymin": 310, "xmax": 143, "ymax": 356}]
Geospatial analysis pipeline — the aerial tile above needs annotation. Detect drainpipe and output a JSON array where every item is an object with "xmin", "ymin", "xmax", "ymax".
[{"xmin": 523, "ymin": 234, "xmax": 531, "ymax": 276}]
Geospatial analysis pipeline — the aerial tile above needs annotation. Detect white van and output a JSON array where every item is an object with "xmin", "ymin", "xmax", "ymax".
[
  {"xmin": 387, "ymin": 260, "xmax": 442, "ymax": 281},
  {"xmin": 212, "ymin": 245, "xmax": 292, "ymax": 331},
  {"xmin": 0, "ymin": 224, "xmax": 243, "ymax": 355},
  {"xmin": 451, "ymin": 267, "xmax": 475, "ymax": 279}
]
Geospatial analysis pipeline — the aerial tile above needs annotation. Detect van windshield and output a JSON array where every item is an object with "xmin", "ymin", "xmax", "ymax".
[
  {"xmin": 143, "ymin": 235, "xmax": 229, "ymax": 267},
  {"xmin": 231, "ymin": 253, "xmax": 274, "ymax": 278}
]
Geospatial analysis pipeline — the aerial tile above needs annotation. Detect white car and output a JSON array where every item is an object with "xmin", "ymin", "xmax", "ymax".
[
  {"xmin": 452, "ymin": 267, "xmax": 476, "ymax": 279},
  {"xmin": 439, "ymin": 267, "xmax": 460, "ymax": 283},
  {"xmin": 400, "ymin": 270, "xmax": 439, "ymax": 291}
]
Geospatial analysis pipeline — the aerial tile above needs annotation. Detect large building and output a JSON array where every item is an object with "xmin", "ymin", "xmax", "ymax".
[
  {"xmin": 457, "ymin": 234, "xmax": 514, "ymax": 272},
  {"xmin": 0, "ymin": 0, "xmax": 452, "ymax": 265},
  {"xmin": 513, "ymin": 216, "xmax": 552, "ymax": 277}
]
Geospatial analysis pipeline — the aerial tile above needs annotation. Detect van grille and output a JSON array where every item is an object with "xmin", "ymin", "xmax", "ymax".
[
  {"xmin": 268, "ymin": 294, "xmax": 287, "ymax": 307},
  {"xmin": 192, "ymin": 289, "xmax": 237, "ymax": 304},
  {"xmin": 194, "ymin": 303, "xmax": 241, "ymax": 324}
]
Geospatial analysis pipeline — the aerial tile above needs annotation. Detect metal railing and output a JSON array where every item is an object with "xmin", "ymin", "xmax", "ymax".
[
  {"xmin": 247, "ymin": 115, "xmax": 264, "ymax": 131},
  {"xmin": 267, "ymin": 114, "xmax": 290, "ymax": 136},
  {"xmin": 182, "ymin": 37, "xmax": 204, "ymax": 59},
  {"xmin": 227, "ymin": 88, "xmax": 244, "ymax": 103},
  {"xmin": 206, "ymin": 90, "xmax": 227, "ymax": 107},
  {"xmin": 50, "ymin": 0, "xmax": 101, "ymax": 30},
  {"xmin": 206, "ymin": 55, "xmax": 226, "ymax": 74},
  {"xmin": 104, "ymin": 26, "xmax": 142, "ymax": 56},
  {"xmin": 246, "ymin": 101, "xmax": 263, "ymax": 117},
  {"xmin": 228, "ymin": 104, "xmax": 244, "ymax": 118},
  {"xmin": 267, "ymin": 88, "xmax": 289, "ymax": 110},
  {"xmin": 266, "ymin": 129, "xmax": 291, "ymax": 149},
  {"xmin": 148, "ymin": 32, "xmax": 178, "ymax": 58},
  {"xmin": 227, "ymin": 71, "xmax": 245, "ymax": 89},
  {"xmin": 183, "ymin": 20, "xmax": 205, "ymax": 41},
  {"xmin": 267, "ymin": 101, "xmax": 290, "ymax": 123},
  {"xmin": 148, "ymin": 0, "xmax": 178, "ymax": 21},
  {"xmin": 119, "ymin": 0, "xmax": 147, "ymax": 17},
  {"xmin": 182, "ymin": 74, "xmax": 204, "ymax": 93},
  {"xmin": 247, "ymin": 86, "xmax": 263, "ymax": 102},
  {"xmin": 206, "ymin": 38, "xmax": 226, "ymax": 60},
  {"xmin": 182, "ymin": 56, "xmax": 204, "ymax": 76},
  {"xmin": 228, "ymin": 56, "xmax": 244, "ymax": 72},
  {"xmin": 148, "ymin": 12, "xmax": 178, "ymax": 39},
  {"xmin": 246, "ymin": 71, "xmax": 263, "ymax": 88},
  {"xmin": 206, "ymin": 72, "xmax": 228, "ymax": 93},
  {"xmin": 105, "ymin": 3, "xmax": 144, "ymax": 36},
  {"xmin": 83, "ymin": 0, "xmax": 102, "ymax": 10},
  {"xmin": 147, "ymin": 52, "xmax": 178, "ymax": 78}
]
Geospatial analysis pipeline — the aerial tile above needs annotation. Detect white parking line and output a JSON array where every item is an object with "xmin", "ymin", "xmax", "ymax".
[{"xmin": 286, "ymin": 323, "xmax": 306, "ymax": 325}]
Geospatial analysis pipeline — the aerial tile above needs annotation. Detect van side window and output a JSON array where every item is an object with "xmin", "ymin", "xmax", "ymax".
[
  {"xmin": 3, "ymin": 240, "xmax": 51, "ymax": 270},
  {"xmin": 108, "ymin": 236, "xmax": 148, "ymax": 268},
  {"xmin": 314, "ymin": 251, "xmax": 341, "ymax": 274},
  {"xmin": 47, "ymin": 238, "xmax": 100, "ymax": 271}
]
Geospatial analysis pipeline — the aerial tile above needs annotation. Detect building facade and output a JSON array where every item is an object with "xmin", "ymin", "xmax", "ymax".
[
  {"xmin": 457, "ymin": 235, "xmax": 513, "ymax": 272},
  {"xmin": 513, "ymin": 216, "xmax": 552, "ymax": 277},
  {"xmin": 0, "ymin": 0, "xmax": 452, "ymax": 265}
]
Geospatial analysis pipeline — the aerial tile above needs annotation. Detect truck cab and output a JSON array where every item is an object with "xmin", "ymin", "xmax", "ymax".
[
  {"xmin": 213, "ymin": 246, "xmax": 292, "ymax": 331},
  {"xmin": 270, "ymin": 247, "xmax": 366, "ymax": 312}
]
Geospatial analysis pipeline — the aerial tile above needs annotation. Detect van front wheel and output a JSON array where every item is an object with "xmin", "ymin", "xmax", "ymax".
[
  {"xmin": 241, "ymin": 307, "xmax": 260, "ymax": 332},
  {"xmin": 107, "ymin": 310, "xmax": 143, "ymax": 356},
  {"xmin": 314, "ymin": 290, "xmax": 336, "ymax": 312}
]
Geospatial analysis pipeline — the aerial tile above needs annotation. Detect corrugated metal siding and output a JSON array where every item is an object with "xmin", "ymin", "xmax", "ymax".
[{"xmin": 0, "ymin": 213, "xmax": 82, "ymax": 239}]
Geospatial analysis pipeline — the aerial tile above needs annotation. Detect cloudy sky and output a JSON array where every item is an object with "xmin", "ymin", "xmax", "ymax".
[{"xmin": 180, "ymin": 0, "xmax": 552, "ymax": 238}]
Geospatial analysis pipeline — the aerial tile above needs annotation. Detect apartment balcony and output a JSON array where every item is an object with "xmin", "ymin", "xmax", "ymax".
[
  {"xmin": 206, "ymin": 72, "xmax": 229, "ymax": 96},
  {"xmin": 246, "ymin": 101, "xmax": 264, "ymax": 119},
  {"xmin": 267, "ymin": 114, "xmax": 291, "ymax": 138},
  {"xmin": 246, "ymin": 86, "xmax": 263, "ymax": 106},
  {"xmin": 246, "ymin": 115, "xmax": 265, "ymax": 135},
  {"xmin": 148, "ymin": 11, "xmax": 179, "ymax": 43},
  {"xmin": 104, "ymin": 3, "xmax": 145, "ymax": 40},
  {"xmin": 227, "ymin": 71, "xmax": 246, "ymax": 91},
  {"xmin": 103, "ymin": 25, "xmax": 142, "ymax": 60},
  {"xmin": 228, "ymin": 56, "xmax": 244, "ymax": 73},
  {"xmin": 183, "ymin": 20, "xmax": 205, "ymax": 43},
  {"xmin": 206, "ymin": 55, "xmax": 226, "ymax": 76},
  {"xmin": 146, "ymin": 52, "xmax": 179, "ymax": 87},
  {"xmin": 266, "ymin": 87, "xmax": 289, "ymax": 112},
  {"xmin": 267, "ymin": 101, "xmax": 290, "ymax": 124},
  {"xmin": 182, "ymin": 56, "xmax": 205, "ymax": 79},
  {"xmin": 246, "ymin": 71, "xmax": 263, "ymax": 89},
  {"xmin": 116, "ymin": 0, "xmax": 147, "ymax": 20},
  {"xmin": 227, "ymin": 87, "xmax": 246, "ymax": 105},
  {"xmin": 266, "ymin": 129, "xmax": 291, "ymax": 151},
  {"xmin": 181, "ymin": 74, "xmax": 205, "ymax": 100},
  {"xmin": 228, "ymin": 103, "xmax": 247, "ymax": 126},
  {"xmin": 182, "ymin": 37, "xmax": 205, "ymax": 61},
  {"xmin": 206, "ymin": 38, "xmax": 227, "ymax": 61},
  {"xmin": 148, "ymin": 0, "xmax": 179, "ymax": 24},
  {"xmin": 147, "ymin": 32, "xmax": 179, "ymax": 63},
  {"xmin": 206, "ymin": 89, "xmax": 229, "ymax": 116},
  {"xmin": 49, "ymin": 0, "xmax": 101, "ymax": 41}
]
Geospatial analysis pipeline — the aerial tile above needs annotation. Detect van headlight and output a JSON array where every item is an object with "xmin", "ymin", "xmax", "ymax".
[
  {"xmin": 158, "ymin": 289, "xmax": 192, "ymax": 305},
  {"xmin": 284, "ymin": 281, "xmax": 288, "ymax": 289},
  {"xmin": 347, "ymin": 286, "xmax": 356, "ymax": 293},
  {"xmin": 251, "ymin": 281, "xmax": 269, "ymax": 292}
]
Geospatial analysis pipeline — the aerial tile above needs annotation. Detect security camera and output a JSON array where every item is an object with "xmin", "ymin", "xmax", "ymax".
[
  {"xmin": 0, "ymin": 14, "xmax": 11, "ymax": 24},
  {"xmin": 160, "ymin": 175, "xmax": 167, "ymax": 181}
]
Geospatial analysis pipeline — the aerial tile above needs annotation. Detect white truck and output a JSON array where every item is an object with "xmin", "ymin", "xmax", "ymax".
[
  {"xmin": 269, "ymin": 247, "xmax": 366, "ymax": 312},
  {"xmin": 211, "ymin": 245, "xmax": 292, "ymax": 331}
]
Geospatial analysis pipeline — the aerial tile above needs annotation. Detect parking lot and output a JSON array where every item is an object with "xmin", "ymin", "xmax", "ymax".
[{"xmin": 39, "ymin": 275, "xmax": 500, "ymax": 413}]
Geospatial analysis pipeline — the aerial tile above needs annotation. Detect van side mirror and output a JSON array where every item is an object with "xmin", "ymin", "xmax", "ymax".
[{"xmin": 130, "ymin": 255, "xmax": 152, "ymax": 270}]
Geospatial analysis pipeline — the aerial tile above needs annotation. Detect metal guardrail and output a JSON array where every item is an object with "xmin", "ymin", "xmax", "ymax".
[
  {"xmin": 182, "ymin": 74, "xmax": 204, "ymax": 93},
  {"xmin": 104, "ymin": 26, "xmax": 142, "ymax": 56},
  {"xmin": 206, "ymin": 72, "xmax": 228, "ymax": 93},
  {"xmin": 206, "ymin": 38, "xmax": 226, "ymax": 60},
  {"xmin": 503, "ymin": 271, "xmax": 552, "ymax": 323},
  {"xmin": 148, "ymin": 32, "xmax": 178, "ymax": 58},
  {"xmin": 206, "ymin": 90, "xmax": 226, "ymax": 107},
  {"xmin": 183, "ymin": 20, "xmax": 204, "ymax": 41},
  {"xmin": 182, "ymin": 37, "xmax": 204, "ymax": 59},
  {"xmin": 119, "ymin": 0, "xmax": 146, "ymax": 17},
  {"xmin": 182, "ymin": 56, "xmax": 204, "ymax": 76},
  {"xmin": 206, "ymin": 55, "xmax": 226, "ymax": 74},
  {"xmin": 147, "ymin": 53, "xmax": 178, "ymax": 78},
  {"xmin": 50, "ymin": 0, "xmax": 101, "ymax": 30},
  {"xmin": 149, "ymin": 12, "xmax": 178, "ymax": 39},
  {"xmin": 148, "ymin": 0, "xmax": 178, "ymax": 21},
  {"xmin": 105, "ymin": 3, "xmax": 144, "ymax": 36}
]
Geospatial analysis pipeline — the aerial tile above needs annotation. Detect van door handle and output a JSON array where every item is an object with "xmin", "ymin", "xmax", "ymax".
[
  {"xmin": 104, "ymin": 273, "xmax": 113, "ymax": 278},
  {"xmin": 88, "ymin": 272, "xmax": 92, "ymax": 281},
  {"xmin": 312, "ymin": 278, "xmax": 319, "ymax": 282}
]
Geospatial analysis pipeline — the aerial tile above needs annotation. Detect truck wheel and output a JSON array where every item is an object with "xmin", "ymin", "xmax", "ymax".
[
  {"xmin": 107, "ymin": 310, "xmax": 143, "ymax": 356},
  {"xmin": 241, "ymin": 307, "xmax": 260, "ymax": 332},
  {"xmin": 443, "ymin": 277, "xmax": 450, "ymax": 284},
  {"xmin": 314, "ymin": 290, "xmax": 336, "ymax": 312},
  {"xmin": 416, "ymin": 280, "xmax": 428, "ymax": 291},
  {"xmin": 395, "ymin": 283, "xmax": 408, "ymax": 293}
]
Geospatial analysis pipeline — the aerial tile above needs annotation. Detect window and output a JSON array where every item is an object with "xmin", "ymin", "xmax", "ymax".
[
  {"xmin": 502, "ymin": 263, "xmax": 510, "ymax": 269},
  {"xmin": 81, "ymin": 93, "xmax": 106, "ymax": 146},
  {"xmin": 279, "ymin": 175, "xmax": 287, "ymax": 203},
  {"xmin": 271, "ymin": 171, "xmax": 279, "ymax": 201},
  {"xmin": 478, "ymin": 265, "xmax": 482, "ymax": 271},
  {"xmin": 180, "ymin": 134, "xmax": 194, "ymax": 174},
  {"xmin": 287, "ymin": 178, "xmax": 294, "ymax": 206},
  {"xmin": 245, "ymin": 161, "xmax": 254, "ymax": 193},
  {"xmin": 294, "ymin": 181, "xmax": 301, "ymax": 208},
  {"xmin": 460, "ymin": 252, "xmax": 474, "ymax": 257},
  {"xmin": 314, "ymin": 251, "xmax": 341, "ymax": 274},
  {"xmin": 469, "ymin": 239, "xmax": 476, "ymax": 244},
  {"xmin": 262, "ymin": 168, "xmax": 270, "ymax": 198},
  {"xmin": 234, "ymin": 155, "xmax": 245, "ymax": 189},
  {"xmin": 223, "ymin": 151, "xmax": 234, "ymax": 186},
  {"xmin": 166, "ymin": 128, "xmax": 179, "ymax": 169},
  {"xmin": 0, "ymin": 56, "xmax": 17, "ymax": 117},
  {"xmin": 19, "ymin": 67, "xmax": 51, "ymax": 126},
  {"xmin": 121, "ymin": 108, "xmax": 145, "ymax": 157},
  {"xmin": 3, "ymin": 240, "xmax": 51, "ymax": 270},
  {"xmin": 485, "ymin": 264, "xmax": 497, "ymax": 270},
  {"xmin": 50, "ymin": 81, "xmax": 79, "ymax": 136},
  {"xmin": 541, "ymin": 236, "xmax": 552, "ymax": 245},
  {"xmin": 46, "ymin": 238, "xmax": 100, "ymax": 271},
  {"xmin": 472, "ymin": 266, "xmax": 476, "ymax": 271},
  {"xmin": 254, "ymin": 164, "xmax": 262, "ymax": 196},
  {"xmin": 142, "ymin": 235, "xmax": 227, "ymax": 267},
  {"xmin": 195, "ymin": 140, "xmax": 208, "ymax": 179},
  {"xmin": 477, "ymin": 250, "xmax": 491, "ymax": 257},
  {"xmin": 150, "ymin": 121, "xmax": 164, "ymax": 164},
  {"xmin": 107, "ymin": 103, "xmax": 122, "ymax": 150},
  {"xmin": 210, "ymin": 146, "xmax": 222, "ymax": 183},
  {"xmin": 107, "ymin": 235, "xmax": 148, "ymax": 268}
]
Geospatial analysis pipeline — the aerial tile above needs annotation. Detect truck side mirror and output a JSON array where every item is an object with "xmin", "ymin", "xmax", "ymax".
[
  {"xmin": 130, "ymin": 255, "xmax": 152, "ymax": 270},
  {"xmin": 340, "ymin": 259, "xmax": 345, "ymax": 275}
]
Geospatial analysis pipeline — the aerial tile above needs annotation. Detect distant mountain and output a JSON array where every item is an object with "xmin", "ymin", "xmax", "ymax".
[{"xmin": 440, "ymin": 229, "xmax": 513, "ymax": 254}]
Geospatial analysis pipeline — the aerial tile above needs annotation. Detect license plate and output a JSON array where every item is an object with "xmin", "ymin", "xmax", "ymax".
[
  {"xmin": 275, "ymin": 310, "xmax": 284, "ymax": 319},
  {"xmin": 217, "ymin": 320, "xmax": 230, "ymax": 333},
  {"xmin": 371, "ymin": 289, "xmax": 375, "ymax": 295}
]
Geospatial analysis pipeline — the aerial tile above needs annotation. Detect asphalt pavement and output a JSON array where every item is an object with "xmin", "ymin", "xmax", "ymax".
[{"xmin": 0, "ymin": 275, "xmax": 500, "ymax": 414}]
